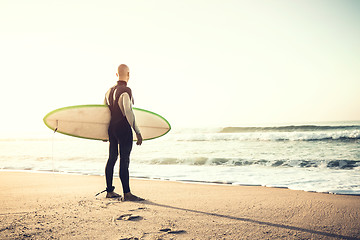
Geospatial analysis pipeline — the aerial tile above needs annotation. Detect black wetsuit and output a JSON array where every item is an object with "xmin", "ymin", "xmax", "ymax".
[{"xmin": 105, "ymin": 81, "xmax": 133, "ymax": 194}]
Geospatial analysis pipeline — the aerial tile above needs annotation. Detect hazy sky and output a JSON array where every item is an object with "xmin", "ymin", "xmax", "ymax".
[{"xmin": 1, "ymin": 0, "xmax": 359, "ymax": 134}]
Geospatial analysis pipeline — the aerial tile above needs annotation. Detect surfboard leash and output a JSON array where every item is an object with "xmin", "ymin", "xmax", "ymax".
[{"xmin": 95, "ymin": 189, "xmax": 107, "ymax": 197}]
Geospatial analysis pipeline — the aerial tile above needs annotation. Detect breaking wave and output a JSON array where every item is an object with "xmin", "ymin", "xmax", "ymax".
[
  {"xmin": 220, "ymin": 125, "xmax": 360, "ymax": 133},
  {"xmin": 136, "ymin": 157, "xmax": 360, "ymax": 170},
  {"xmin": 173, "ymin": 125, "xmax": 360, "ymax": 142}
]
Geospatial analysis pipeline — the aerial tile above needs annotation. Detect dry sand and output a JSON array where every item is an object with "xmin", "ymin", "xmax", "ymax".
[{"xmin": 0, "ymin": 171, "xmax": 359, "ymax": 239}]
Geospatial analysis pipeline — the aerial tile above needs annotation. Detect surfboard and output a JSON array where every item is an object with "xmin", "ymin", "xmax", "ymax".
[{"xmin": 43, "ymin": 105, "xmax": 171, "ymax": 141}]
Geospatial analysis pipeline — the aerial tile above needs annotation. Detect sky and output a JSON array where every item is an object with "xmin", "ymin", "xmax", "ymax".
[{"xmin": 0, "ymin": 0, "xmax": 359, "ymax": 135}]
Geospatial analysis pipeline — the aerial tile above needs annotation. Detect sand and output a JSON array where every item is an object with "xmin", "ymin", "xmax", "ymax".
[{"xmin": 0, "ymin": 171, "xmax": 359, "ymax": 240}]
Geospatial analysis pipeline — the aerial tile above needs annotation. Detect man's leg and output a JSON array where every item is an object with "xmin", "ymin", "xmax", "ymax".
[
  {"xmin": 105, "ymin": 130, "xmax": 119, "ymax": 194},
  {"xmin": 119, "ymin": 131, "xmax": 144, "ymax": 201},
  {"xmin": 119, "ymin": 137, "xmax": 132, "ymax": 194}
]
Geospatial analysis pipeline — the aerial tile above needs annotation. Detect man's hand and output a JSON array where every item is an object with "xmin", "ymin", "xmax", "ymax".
[{"xmin": 136, "ymin": 133, "xmax": 143, "ymax": 145}]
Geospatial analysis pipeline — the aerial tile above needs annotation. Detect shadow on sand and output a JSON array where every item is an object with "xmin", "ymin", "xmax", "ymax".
[{"xmin": 141, "ymin": 200, "xmax": 359, "ymax": 240}]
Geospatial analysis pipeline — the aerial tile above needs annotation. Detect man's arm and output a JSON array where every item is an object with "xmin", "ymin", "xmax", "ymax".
[{"xmin": 120, "ymin": 93, "xmax": 143, "ymax": 145}]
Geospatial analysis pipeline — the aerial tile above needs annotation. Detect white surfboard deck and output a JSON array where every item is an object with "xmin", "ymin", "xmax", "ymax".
[{"xmin": 43, "ymin": 105, "xmax": 171, "ymax": 141}]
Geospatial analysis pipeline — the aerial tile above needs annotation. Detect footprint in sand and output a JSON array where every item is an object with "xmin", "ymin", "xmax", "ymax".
[
  {"xmin": 117, "ymin": 213, "xmax": 142, "ymax": 221},
  {"xmin": 129, "ymin": 207, "xmax": 147, "ymax": 212},
  {"xmin": 159, "ymin": 228, "xmax": 186, "ymax": 234}
]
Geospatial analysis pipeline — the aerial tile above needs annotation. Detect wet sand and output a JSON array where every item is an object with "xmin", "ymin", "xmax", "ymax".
[{"xmin": 0, "ymin": 171, "xmax": 359, "ymax": 239}]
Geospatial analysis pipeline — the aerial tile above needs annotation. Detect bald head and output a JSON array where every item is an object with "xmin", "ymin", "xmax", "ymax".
[{"xmin": 117, "ymin": 64, "xmax": 130, "ymax": 82}]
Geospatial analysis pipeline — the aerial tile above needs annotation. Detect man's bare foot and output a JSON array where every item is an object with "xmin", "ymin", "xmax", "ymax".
[
  {"xmin": 106, "ymin": 191, "xmax": 122, "ymax": 198},
  {"xmin": 124, "ymin": 192, "xmax": 144, "ymax": 201}
]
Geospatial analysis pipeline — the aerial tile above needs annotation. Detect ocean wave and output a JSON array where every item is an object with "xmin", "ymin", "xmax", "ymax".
[
  {"xmin": 174, "ymin": 130, "xmax": 360, "ymax": 142},
  {"xmin": 136, "ymin": 158, "xmax": 360, "ymax": 169},
  {"xmin": 220, "ymin": 125, "xmax": 360, "ymax": 133}
]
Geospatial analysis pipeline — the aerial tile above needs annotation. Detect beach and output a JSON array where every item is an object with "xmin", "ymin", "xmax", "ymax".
[
  {"xmin": 1, "ymin": 171, "xmax": 359, "ymax": 239},
  {"xmin": 2, "ymin": 0, "xmax": 360, "ymax": 238}
]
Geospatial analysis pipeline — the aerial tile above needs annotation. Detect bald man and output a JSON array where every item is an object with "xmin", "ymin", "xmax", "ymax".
[{"xmin": 104, "ymin": 64, "xmax": 143, "ymax": 201}]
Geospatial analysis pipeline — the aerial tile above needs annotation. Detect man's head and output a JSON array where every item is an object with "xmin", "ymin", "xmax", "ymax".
[{"xmin": 117, "ymin": 64, "xmax": 130, "ymax": 82}]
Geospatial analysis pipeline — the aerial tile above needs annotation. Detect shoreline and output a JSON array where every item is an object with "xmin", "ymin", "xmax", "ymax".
[{"xmin": 1, "ymin": 169, "xmax": 359, "ymax": 197}]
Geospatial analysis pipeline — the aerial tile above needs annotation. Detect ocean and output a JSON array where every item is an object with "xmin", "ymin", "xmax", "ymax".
[{"xmin": 0, "ymin": 121, "xmax": 359, "ymax": 195}]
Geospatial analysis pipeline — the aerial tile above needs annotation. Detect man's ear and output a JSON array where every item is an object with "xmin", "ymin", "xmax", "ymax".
[{"xmin": 116, "ymin": 73, "xmax": 118, "ymax": 77}]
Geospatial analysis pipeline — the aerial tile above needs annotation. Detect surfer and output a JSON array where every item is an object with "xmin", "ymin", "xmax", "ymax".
[{"xmin": 104, "ymin": 64, "xmax": 144, "ymax": 201}]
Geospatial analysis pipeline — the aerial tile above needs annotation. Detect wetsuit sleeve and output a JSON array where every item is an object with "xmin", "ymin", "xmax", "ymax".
[
  {"xmin": 104, "ymin": 88, "xmax": 111, "ymax": 105},
  {"xmin": 119, "ymin": 93, "xmax": 141, "ymax": 135}
]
